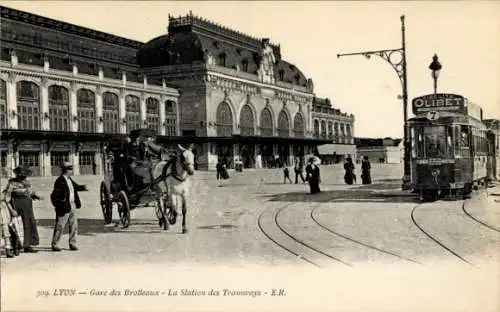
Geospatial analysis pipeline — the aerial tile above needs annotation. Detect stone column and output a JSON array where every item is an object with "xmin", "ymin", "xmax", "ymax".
[
  {"xmin": 233, "ymin": 143, "xmax": 240, "ymax": 166},
  {"xmin": 40, "ymin": 78, "xmax": 49, "ymax": 130},
  {"xmin": 119, "ymin": 89, "xmax": 126, "ymax": 133},
  {"xmin": 288, "ymin": 145, "xmax": 294, "ymax": 167},
  {"xmin": 72, "ymin": 142, "xmax": 80, "ymax": 176},
  {"xmin": 7, "ymin": 72, "xmax": 17, "ymax": 129},
  {"xmin": 70, "ymin": 82, "xmax": 78, "ymax": 132},
  {"xmin": 95, "ymin": 86, "xmax": 103, "ymax": 133},
  {"xmin": 6, "ymin": 140, "xmax": 14, "ymax": 178},
  {"xmin": 254, "ymin": 144, "xmax": 261, "ymax": 169},
  {"xmin": 41, "ymin": 140, "xmax": 51, "ymax": 176}
]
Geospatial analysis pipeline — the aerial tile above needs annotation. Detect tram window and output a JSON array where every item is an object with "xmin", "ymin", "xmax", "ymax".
[
  {"xmin": 446, "ymin": 126, "xmax": 453, "ymax": 157},
  {"xmin": 424, "ymin": 126, "xmax": 446, "ymax": 158},
  {"xmin": 460, "ymin": 126, "xmax": 469, "ymax": 147}
]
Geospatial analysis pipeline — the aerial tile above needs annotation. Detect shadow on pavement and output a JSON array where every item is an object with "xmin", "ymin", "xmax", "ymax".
[
  {"xmin": 36, "ymin": 218, "xmax": 182, "ymax": 236},
  {"xmin": 260, "ymin": 181, "xmax": 419, "ymax": 204}
]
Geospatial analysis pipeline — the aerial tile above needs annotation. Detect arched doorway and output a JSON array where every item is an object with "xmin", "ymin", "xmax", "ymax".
[
  {"xmin": 216, "ymin": 102, "xmax": 234, "ymax": 167},
  {"xmin": 239, "ymin": 104, "xmax": 255, "ymax": 168}
]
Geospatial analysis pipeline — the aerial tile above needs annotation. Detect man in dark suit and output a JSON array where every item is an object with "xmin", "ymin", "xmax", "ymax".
[{"xmin": 50, "ymin": 161, "xmax": 88, "ymax": 252}]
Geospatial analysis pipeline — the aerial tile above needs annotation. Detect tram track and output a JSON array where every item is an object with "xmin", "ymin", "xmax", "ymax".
[
  {"xmin": 257, "ymin": 203, "xmax": 352, "ymax": 268},
  {"xmin": 310, "ymin": 206, "xmax": 421, "ymax": 265},
  {"xmin": 410, "ymin": 203, "xmax": 473, "ymax": 266},
  {"xmin": 461, "ymin": 202, "xmax": 500, "ymax": 233}
]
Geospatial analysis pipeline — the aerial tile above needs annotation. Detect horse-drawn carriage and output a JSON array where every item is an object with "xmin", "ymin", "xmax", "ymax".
[{"xmin": 99, "ymin": 129, "xmax": 180, "ymax": 230}]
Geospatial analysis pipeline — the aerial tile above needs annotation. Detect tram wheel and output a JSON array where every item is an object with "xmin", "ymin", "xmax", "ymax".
[
  {"xmin": 100, "ymin": 182, "xmax": 113, "ymax": 224},
  {"xmin": 116, "ymin": 191, "xmax": 131, "ymax": 229}
]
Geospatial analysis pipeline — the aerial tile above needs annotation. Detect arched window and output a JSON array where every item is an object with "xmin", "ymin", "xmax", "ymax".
[
  {"xmin": 146, "ymin": 97, "xmax": 160, "ymax": 133},
  {"xmin": 293, "ymin": 112, "xmax": 304, "ymax": 138},
  {"xmin": 216, "ymin": 102, "xmax": 233, "ymax": 136},
  {"xmin": 0, "ymin": 80, "xmax": 6, "ymax": 129},
  {"xmin": 328, "ymin": 121, "xmax": 333, "ymax": 139},
  {"xmin": 77, "ymin": 89, "xmax": 96, "ymax": 133},
  {"xmin": 277, "ymin": 110, "xmax": 290, "ymax": 137},
  {"xmin": 16, "ymin": 81, "xmax": 40, "ymax": 130},
  {"xmin": 239, "ymin": 104, "xmax": 254, "ymax": 136},
  {"xmin": 313, "ymin": 119, "xmax": 320, "ymax": 137},
  {"xmin": 102, "ymin": 92, "xmax": 119, "ymax": 133},
  {"xmin": 320, "ymin": 120, "xmax": 327, "ymax": 138},
  {"xmin": 260, "ymin": 108, "xmax": 273, "ymax": 137},
  {"xmin": 164, "ymin": 100, "xmax": 176, "ymax": 136},
  {"xmin": 125, "ymin": 95, "xmax": 140, "ymax": 132},
  {"xmin": 48, "ymin": 85, "xmax": 69, "ymax": 131}
]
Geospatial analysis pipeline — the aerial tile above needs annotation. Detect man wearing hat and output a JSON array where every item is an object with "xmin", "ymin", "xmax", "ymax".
[{"xmin": 50, "ymin": 161, "xmax": 88, "ymax": 252}]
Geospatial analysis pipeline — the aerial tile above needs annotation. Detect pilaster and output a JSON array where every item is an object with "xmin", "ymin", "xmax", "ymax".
[
  {"xmin": 40, "ymin": 78, "xmax": 49, "ymax": 130},
  {"xmin": 7, "ymin": 72, "xmax": 17, "ymax": 129},
  {"xmin": 119, "ymin": 89, "xmax": 126, "ymax": 133},
  {"xmin": 140, "ymin": 92, "xmax": 146, "ymax": 124},
  {"xmin": 70, "ymin": 82, "xmax": 78, "ymax": 132},
  {"xmin": 95, "ymin": 86, "xmax": 103, "ymax": 133}
]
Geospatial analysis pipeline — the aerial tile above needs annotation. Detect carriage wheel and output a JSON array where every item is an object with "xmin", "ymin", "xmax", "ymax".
[
  {"xmin": 100, "ymin": 182, "xmax": 113, "ymax": 224},
  {"xmin": 116, "ymin": 191, "xmax": 131, "ymax": 228}
]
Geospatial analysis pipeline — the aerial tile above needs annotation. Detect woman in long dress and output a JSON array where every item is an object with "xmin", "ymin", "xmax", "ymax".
[
  {"xmin": 361, "ymin": 156, "xmax": 372, "ymax": 184},
  {"xmin": 3, "ymin": 166, "xmax": 42, "ymax": 253},
  {"xmin": 1, "ymin": 194, "xmax": 18, "ymax": 258},
  {"xmin": 306, "ymin": 157, "xmax": 321, "ymax": 194},
  {"xmin": 344, "ymin": 157, "xmax": 355, "ymax": 185}
]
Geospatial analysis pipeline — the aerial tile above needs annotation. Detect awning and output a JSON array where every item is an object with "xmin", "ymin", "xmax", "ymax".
[{"xmin": 317, "ymin": 144, "xmax": 356, "ymax": 155}]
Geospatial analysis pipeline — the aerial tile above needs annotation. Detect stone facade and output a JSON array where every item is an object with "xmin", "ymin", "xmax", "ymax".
[
  {"xmin": 0, "ymin": 6, "xmax": 179, "ymax": 177},
  {"xmin": 139, "ymin": 13, "xmax": 325, "ymax": 170}
]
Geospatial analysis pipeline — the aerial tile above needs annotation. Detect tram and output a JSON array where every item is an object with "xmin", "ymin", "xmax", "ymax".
[{"xmin": 409, "ymin": 93, "xmax": 489, "ymax": 201}]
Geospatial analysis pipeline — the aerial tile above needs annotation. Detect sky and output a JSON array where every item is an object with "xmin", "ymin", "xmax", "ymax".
[{"xmin": 3, "ymin": 1, "xmax": 500, "ymax": 138}]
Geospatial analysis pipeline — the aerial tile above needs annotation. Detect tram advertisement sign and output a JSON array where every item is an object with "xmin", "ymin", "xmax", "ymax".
[{"xmin": 412, "ymin": 93, "xmax": 466, "ymax": 114}]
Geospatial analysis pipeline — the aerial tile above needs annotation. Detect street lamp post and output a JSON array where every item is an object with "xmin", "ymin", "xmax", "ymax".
[
  {"xmin": 337, "ymin": 15, "xmax": 412, "ymax": 191},
  {"xmin": 429, "ymin": 54, "xmax": 442, "ymax": 95}
]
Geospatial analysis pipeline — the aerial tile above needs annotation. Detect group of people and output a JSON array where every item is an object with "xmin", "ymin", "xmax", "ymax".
[
  {"xmin": 1, "ymin": 162, "xmax": 87, "ymax": 258},
  {"xmin": 282, "ymin": 155, "xmax": 373, "ymax": 194},
  {"xmin": 344, "ymin": 156, "xmax": 372, "ymax": 185},
  {"xmin": 283, "ymin": 157, "xmax": 321, "ymax": 194}
]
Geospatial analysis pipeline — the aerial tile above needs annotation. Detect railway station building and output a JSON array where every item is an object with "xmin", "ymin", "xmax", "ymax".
[{"xmin": 0, "ymin": 6, "xmax": 354, "ymax": 175}]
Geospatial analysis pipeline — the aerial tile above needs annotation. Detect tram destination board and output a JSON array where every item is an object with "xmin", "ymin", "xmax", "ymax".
[{"xmin": 412, "ymin": 93, "xmax": 466, "ymax": 114}]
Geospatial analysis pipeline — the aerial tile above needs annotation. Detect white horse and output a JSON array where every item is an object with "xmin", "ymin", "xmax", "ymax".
[{"xmin": 151, "ymin": 144, "xmax": 195, "ymax": 233}]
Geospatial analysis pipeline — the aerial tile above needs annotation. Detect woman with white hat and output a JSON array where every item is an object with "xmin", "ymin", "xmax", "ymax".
[{"xmin": 3, "ymin": 166, "xmax": 42, "ymax": 253}]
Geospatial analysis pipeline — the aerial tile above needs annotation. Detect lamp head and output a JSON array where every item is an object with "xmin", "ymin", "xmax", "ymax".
[{"xmin": 429, "ymin": 54, "xmax": 442, "ymax": 78}]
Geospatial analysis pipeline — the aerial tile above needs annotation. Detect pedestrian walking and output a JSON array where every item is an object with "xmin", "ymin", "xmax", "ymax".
[
  {"xmin": 3, "ymin": 166, "xmax": 42, "ymax": 253},
  {"xmin": 50, "ymin": 162, "xmax": 88, "ymax": 252},
  {"xmin": 361, "ymin": 156, "xmax": 372, "ymax": 185},
  {"xmin": 344, "ymin": 157, "xmax": 356, "ymax": 185},
  {"xmin": 306, "ymin": 157, "xmax": 321, "ymax": 194},
  {"xmin": 283, "ymin": 167, "xmax": 292, "ymax": 184},
  {"xmin": 294, "ymin": 157, "xmax": 305, "ymax": 184}
]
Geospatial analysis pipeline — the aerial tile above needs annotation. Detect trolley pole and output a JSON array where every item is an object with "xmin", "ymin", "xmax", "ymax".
[{"xmin": 337, "ymin": 15, "xmax": 412, "ymax": 191}]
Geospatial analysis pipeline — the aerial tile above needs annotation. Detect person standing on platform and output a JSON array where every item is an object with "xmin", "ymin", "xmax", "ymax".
[
  {"xmin": 50, "ymin": 162, "xmax": 88, "ymax": 252},
  {"xmin": 283, "ymin": 166, "xmax": 292, "ymax": 184},
  {"xmin": 306, "ymin": 157, "xmax": 321, "ymax": 194},
  {"xmin": 3, "ymin": 166, "xmax": 42, "ymax": 253},
  {"xmin": 294, "ymin": 157, "xmax": 305, "ymax": 184},
  {"xmin": 361, "ymin": 156, "xmax": 372, "ymax": 185},
  {"xmin": 344, "ymin": 157, "xmax": 356, "ymax": 185}
]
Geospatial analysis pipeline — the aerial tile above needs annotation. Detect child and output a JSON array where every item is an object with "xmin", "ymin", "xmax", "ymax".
[{"xmin": 283, "ymin": 166, "xmax": 292, "ymax": 184}]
